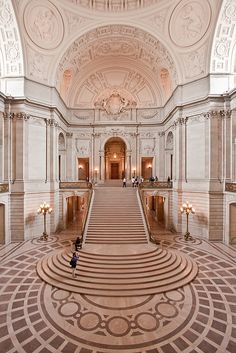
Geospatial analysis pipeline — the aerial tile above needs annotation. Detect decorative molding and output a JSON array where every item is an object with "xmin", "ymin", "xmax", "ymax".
[
  {"xmin": 225, "ymin": 182, "xmax": 236, "ymax": 192},
  {"xmin": 211, "ymin": 0, "xmax": 236, "ymax": 73},
  {"xmin": 0, "ymin": 0, "xmax": 24, "ymax": 77},
  {"xmin": 23, "ymin": 0, "xmax": 64, "ymax": 50},
  {"xmin": 63, "ymin": 0, "xmax": 158, "ymax": 12},
  {"xmin": 46, "ymin": 118, "xmax": 58, "ymax": 127},
  {"xmin": 0, "ymin": 183, "xmax": 9, "ymax": 193},
  {"xmin": 169, "ymin": 0, "xmax": 211, "ymax": 48},
  {"xmin": 3, "ymin": 112, "xmax": 30, "ymax": 120},
  {"xmin": 203, "ymin": 110, "xmax": 231, "ymax": 120},
  {"xmin": 139, "ymin": 181, "xmax": 173, "ymax": 189},
  {"xmin": 95, "ymin": 90, "xmax": 136, "ymax": 118},
  {"xmin": 66, "ymin": 132, "xmax": 73, "ymax": 138},
  {"xmin": 59, "ymin": 181, "xmax": 92, "ymax": 189}
]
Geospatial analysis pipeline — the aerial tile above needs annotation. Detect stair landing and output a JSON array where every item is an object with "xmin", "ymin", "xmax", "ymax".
[{"xmin": 36, "ymin": 186, "xmax": 198, "ymax": 296}]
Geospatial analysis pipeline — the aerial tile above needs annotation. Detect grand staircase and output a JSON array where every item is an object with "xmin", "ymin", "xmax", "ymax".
[
  {"xmin": 37, "ymin": 185, "xmax": 198, "ymax": 296},
  {"xmin": 85, "ymin": 187, "xmax": 148, "ymax": 245}
]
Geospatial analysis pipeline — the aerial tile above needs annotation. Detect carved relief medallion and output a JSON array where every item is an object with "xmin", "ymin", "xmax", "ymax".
[
  {"xmin": 169, "ymin": 0, "xmax": 211, "ymax": 47},
  {"xmin": 24, "ymin": 0, "xmax": 64, "ymax": 50}
]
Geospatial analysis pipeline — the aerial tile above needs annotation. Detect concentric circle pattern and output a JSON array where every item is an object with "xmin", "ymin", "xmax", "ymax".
[
  {"xmin": 0, "ymin": 234, "xmax": 236, "ymax": 352},
  {"xmin": 36, "ymin": 245, "xmax": 198, "ymax": 296}
]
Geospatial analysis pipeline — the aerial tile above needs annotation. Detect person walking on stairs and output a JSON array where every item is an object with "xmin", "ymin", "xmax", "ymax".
[{"xmin": 70, "ymin": 252, "xmax": 79, "ymax": 278}]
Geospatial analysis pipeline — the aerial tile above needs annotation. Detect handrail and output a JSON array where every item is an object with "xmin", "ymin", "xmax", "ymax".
[
  {"xmin": 137, "ymin": 187, "xmax": 158, "ymax": 245},
  {"xmin": 139, "ymin": 181, "xmax": 173, "ymax": 189},
  {"xmin": 81, "ymin": 188, "xmax": 94, "ymax": 243}
]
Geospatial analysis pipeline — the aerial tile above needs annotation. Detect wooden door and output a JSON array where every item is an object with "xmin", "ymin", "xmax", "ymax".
[{"xmin": 111, "ymin": 163, "xmax": 119, "ymax": 179}]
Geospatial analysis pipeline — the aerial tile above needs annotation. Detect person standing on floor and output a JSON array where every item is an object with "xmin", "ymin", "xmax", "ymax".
[
  {"xmin": 70, "ymin": 252, "xmax": 79, "ymax": 278},
  {"xmin": 123, "ymin": 177, "xmax": 126, "ymax": 187}
]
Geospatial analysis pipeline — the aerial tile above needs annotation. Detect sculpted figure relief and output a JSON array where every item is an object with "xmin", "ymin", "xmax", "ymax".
[
  {"xmin": 33, "ymin": 9, "xmax": 55, "ymax": 42},
  {"xmin": 181, "ymin": 4, "xmax": 202, "ymax": 40},
  {"xmin": 169, "ymin": 0, "xmax": 211, "ymax": 47},
  {"xmin": 24, "ymin": 0, "xmax": 64, "ymax": 49}
]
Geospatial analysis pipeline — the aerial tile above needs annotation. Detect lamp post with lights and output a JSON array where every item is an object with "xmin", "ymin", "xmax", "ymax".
[
  {"xmin": 37, "ymin": 202, "xmax": 53, "ymax": 240},
  {"xmin": 180, "ymin": 201, "xmax": 195, "ymax": 240}
]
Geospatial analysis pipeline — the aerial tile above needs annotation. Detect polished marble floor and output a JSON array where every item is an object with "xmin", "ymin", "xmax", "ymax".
[{"xmin": 0, "ymin": 229, "xmax": 236, "ymax": 353}]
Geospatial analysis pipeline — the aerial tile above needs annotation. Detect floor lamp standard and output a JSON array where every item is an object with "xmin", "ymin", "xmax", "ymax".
[
  {"xmin": 37, "ymin": 202, "xmax": 53, "ymax": 240},
  {"xmin": 180, "ymin": 201, "xmax": 195, "ymax": 241}
]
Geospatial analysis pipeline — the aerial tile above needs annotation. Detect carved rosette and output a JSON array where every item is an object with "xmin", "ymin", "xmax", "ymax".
[
  {"xmin": 169, "ymin": 0, "xmax": 211, "ymax": 47},
  {"xmin": 24, "ymin": 0, "xmax": 64, "ymax": 50}
]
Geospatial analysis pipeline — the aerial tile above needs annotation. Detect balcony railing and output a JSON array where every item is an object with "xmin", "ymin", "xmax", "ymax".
[
  {"xmin": 139, "ymin": 181, "xmax": 173, "ymax": 189},
  {"xmin": 59, "ymin": 181, "xmax": 93, "ymax": 189},
  {"xmin": 225, "ymin": 183, "xmax": 236, "ymax": 192},
  {"xmin": 0, "ymin": 184, "xmax": 9, "ymax": 193}
]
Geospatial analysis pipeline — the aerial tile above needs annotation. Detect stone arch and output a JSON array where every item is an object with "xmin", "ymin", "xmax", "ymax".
[
  {"xmin": 210, "ymin": 0, "xmax": 236, "ymax": 91},
  {"xmin": 58, "ymin": 132, "xmax": 66, "ymax": 151},
  {"xmin": 166, "ymin": 131, "xmax": 174, "ymax": 149},
  {"xmin": 104, "ymin": 137, "xmax": 126, "ymax": 180},
  {"xmin": 0, "ymin": 202, "xmax": 5, "ymax": 244},
  {"xmin": 229, "ymin": 202, "xmax": 236, "ymax": 244},
  {"xmin": 165, "ymin": 131, "xmax": 174, "ymax": 180},
  {"xmin": 58, "ymin": 132, "xmax": 66, "ymax": 181},
  {"xmin": 52, "ymin": 23, "xmax": 181, "ymax": 105},
  {"xmin": 0, "ymin": 0, "xmax": 24, "ymax": 95}
]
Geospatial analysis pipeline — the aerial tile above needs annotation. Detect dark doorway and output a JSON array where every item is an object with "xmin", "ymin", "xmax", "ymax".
[{"xmin": 111, "ymin": 163, "xmax": 119, "ymax": 179}]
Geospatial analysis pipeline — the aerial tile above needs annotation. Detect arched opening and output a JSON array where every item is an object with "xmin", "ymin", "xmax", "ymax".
[
  {"xmin": 229, "ymin": 203, "xmax": 236, "ymax": 244},
  {"xmin": 0, "ymin": 203, "xmax": 5, "ymax": 244},
  {"xmin": 166, "ymin": 131, "xmax": 174, "ymax": 180},
  {"xmin": 66, "ymin": 196, "xmax": 85, "ymax": 233},
  {"xmin": 58, "ymin": 133, "xmax": 66, "ymax": 181},
  {"xmin": 141, "ymin": 157, "xmax": 154, "ymax": 180},
  {"xmin": 104, "ymin": 138, "xmax": 126, "ymax": 180}
]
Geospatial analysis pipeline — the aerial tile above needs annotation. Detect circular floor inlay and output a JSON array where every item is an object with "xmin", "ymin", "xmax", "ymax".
[
  {"xmin": 52, "ymin": 289, "xmax": 70, "ymax": 301},
  {"xmin": 156, "ymin": 303, "xmax": 178, "ymax": 318},
  {"xmin": 136, "ymin": 313, "xmax": 159, "ymax": 331},
  {"xmin": 79, "ymin": 313, "xmax": 101, "ymax": 330},
  {"xmin": 107, "ymin": 317, "xmax": 130, "ymax": 336},
  {"xmin": 165, "ymin": 290, "xmax": 184, "ymax": 302},
  {"xmin": 60, "ymin": 302, "xmax": 79, "ymax": 316}
]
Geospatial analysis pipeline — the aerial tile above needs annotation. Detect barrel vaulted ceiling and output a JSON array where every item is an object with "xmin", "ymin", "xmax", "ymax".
[{"xmin": 5, "ymin": 0, "xmax": 235, "ymax": 108}]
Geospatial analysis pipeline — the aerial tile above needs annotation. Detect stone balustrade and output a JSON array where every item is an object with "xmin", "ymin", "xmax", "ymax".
[
  {"xmin": 59, "ymin": 181, "xmax": 93, "ymax": 189},
  {"xmin": 139, "ymin": 181, "xmax": 173, "ymax": 189}
]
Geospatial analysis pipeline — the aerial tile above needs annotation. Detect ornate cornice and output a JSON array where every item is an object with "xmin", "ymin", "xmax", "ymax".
[
  {"xmin": 3, "ymin": 112, "xmax": 30, "ymax": 120},
  {"xmin": 46, "ymin": 119, "xmax": 59, "ymax": 127}
]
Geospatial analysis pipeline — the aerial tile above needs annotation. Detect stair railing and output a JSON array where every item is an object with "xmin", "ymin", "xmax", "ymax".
[
  {"xmin": 81, "ymin": 188, "xmax": 94, "ymax": 243},
  {"xmin": 137, "ymin": 187, "xmax": 158, "ymax": 245}
]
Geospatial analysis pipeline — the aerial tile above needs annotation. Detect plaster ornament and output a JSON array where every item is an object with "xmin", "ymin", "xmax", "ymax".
[
  {"xmin": 95, "ymin": 90, "xmax": 136, "ymax": 116},
  {"xmin": 184, "ymin": 49, "xmax": 205, "ymax": 78},
  {"xmin": 0, "ymin": 0, "xmax": 12, "ymax": 26},
  {"xmin": 24, "ymin": 0, "xmax": 64, "ymax": 50},
  {"xmin": 6, "ymin": 42, "xmax": 19, "ymax": 62},
  {"xmin": 169, "ymin": 0, "xmax": 211, "ymax": 47},
  {"xmin": 76, "ymin": 141, "xmax": 90, "ymax": 156},
  {"xmin": 140, "ymin": 139, "xmax": 155, "ymax": 156},
  {"xmin": 224, "ymin": 2, "xmax": 236, "ymax": 24},
  {"xmin": 215, "ymin": 38, "xmax": 231, "ymax": 59},
  {"xmin": 28, "ymin": 49, "xmax": 48, "ymax": 82},
  {"xmin": 56, "ymin": 25, "xmax": 177, "ymax": 89}
]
